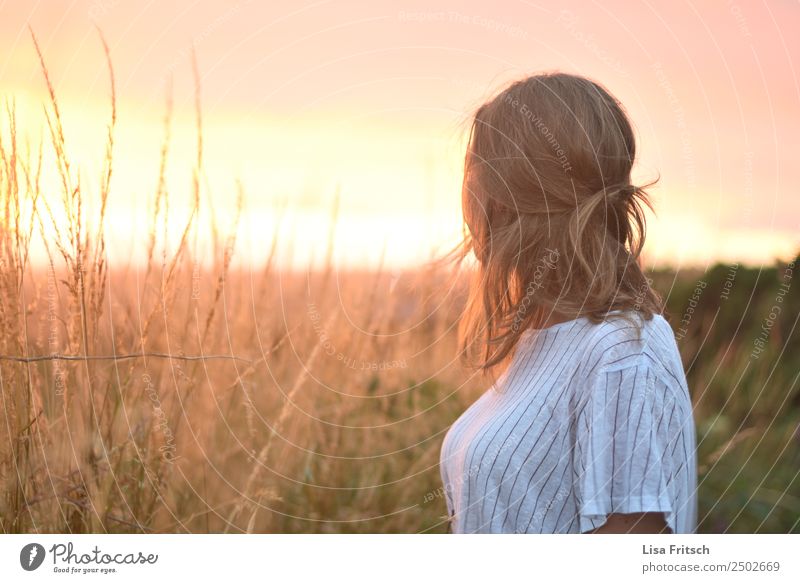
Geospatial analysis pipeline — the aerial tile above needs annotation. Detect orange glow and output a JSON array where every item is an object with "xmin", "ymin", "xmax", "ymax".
[{"xmin": 2, "ymin": 0, "xmax": 798, "ymax": 268}]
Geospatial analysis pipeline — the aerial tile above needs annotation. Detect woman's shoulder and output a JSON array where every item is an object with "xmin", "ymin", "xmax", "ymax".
[
  {"xmin": 570, "ymin": 311, "xmax": 691, "ymax": 412},
  {"xmin": 580, "ymin": 310, "xmax": 682, "ymax": 377}
]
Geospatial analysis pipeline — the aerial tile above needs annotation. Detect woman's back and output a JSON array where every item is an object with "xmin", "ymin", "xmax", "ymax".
[{"xmin": 440, "ymin": 311, "xmax": 697, "ymax": 534}]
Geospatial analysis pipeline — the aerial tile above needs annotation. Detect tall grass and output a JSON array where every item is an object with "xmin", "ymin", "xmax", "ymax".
[{"xmin": 0, "ymin": 36, "xmax": 797, "ymax": 533}]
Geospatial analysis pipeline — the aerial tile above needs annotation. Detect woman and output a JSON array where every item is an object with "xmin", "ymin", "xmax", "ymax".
[{"xmin": 439, "ymin": 73, "xmax": 697, "ymax": 534}]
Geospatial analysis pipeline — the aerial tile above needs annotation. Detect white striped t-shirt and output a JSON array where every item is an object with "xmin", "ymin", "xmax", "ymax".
[{"xmin": 439, "ymin": 312, "xmax": 697, "ymax": 533}]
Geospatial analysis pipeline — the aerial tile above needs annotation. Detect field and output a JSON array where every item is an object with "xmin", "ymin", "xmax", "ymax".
[{"xmin": 1, "ymin": 41, "xmax": 798, "ymax": 534}]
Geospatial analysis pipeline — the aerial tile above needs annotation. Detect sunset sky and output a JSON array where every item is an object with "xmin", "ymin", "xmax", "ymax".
[{"xmin": 1, "ymin": 0, "xmax": 798, "ymax": 269}]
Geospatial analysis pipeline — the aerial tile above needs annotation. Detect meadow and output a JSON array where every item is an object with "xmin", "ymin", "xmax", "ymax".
[{"xmin": 1, "ymin": 39, "xmax": 798, "ymax": 534}]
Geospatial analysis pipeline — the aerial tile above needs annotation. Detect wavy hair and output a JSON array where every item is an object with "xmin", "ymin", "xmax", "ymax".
[{"xmin": 455, "ymin": 72, "xmax": 662, "ymax": 374}]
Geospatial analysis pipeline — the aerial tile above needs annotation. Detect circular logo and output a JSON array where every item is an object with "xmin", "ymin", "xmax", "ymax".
[{"xmin": 20, "ymin": 543, "xmax": 46, "ymax": 571}]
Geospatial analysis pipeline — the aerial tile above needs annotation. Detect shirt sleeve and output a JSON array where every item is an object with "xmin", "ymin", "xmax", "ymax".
[{"xmin": 573, "ymin": 362, "xmax": 685, "ymax": 533}]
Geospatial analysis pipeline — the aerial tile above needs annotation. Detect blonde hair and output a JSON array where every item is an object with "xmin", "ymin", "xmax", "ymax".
[{"xmin": 456, "ymin": 72, "xmax": 662, "ymax": 374}]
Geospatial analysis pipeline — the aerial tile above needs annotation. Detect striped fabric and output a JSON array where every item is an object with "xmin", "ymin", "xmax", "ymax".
[{"xmin": 439, "ymin": 312, "xmax": 697, "ymax": 533}]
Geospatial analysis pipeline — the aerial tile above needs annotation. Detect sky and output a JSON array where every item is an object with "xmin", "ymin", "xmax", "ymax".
[{"xmin": 1, "ymin": 0, "xmax": 798, "ymax": 269}]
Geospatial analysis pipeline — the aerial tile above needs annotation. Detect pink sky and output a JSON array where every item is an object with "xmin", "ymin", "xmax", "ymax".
[{"xmin": 1, "ymin": 0, "xmax": 798, "ymax": 268}]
